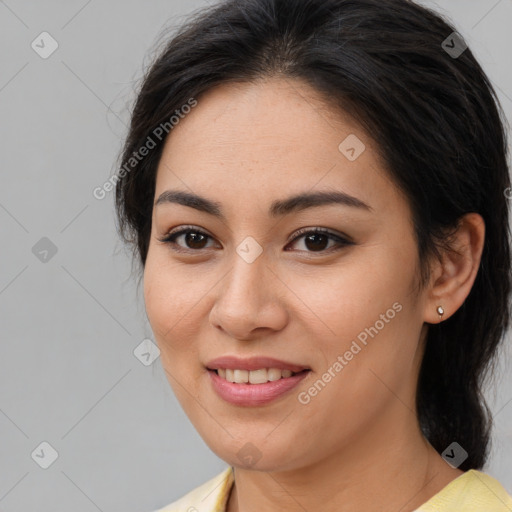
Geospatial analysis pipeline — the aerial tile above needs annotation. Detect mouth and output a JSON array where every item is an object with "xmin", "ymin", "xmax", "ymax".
[
  {"xmin": 207, "ymin": 366, "xmax": 311, "ymax": 406},
  {"xmin": 207, "ymin": 367, "xmax": 311, "ymax": 384}
]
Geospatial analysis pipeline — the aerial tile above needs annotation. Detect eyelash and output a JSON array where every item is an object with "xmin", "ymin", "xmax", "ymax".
[{"xmin": 157, "ymin": 225, "xmax": 352, "ymax": 255}]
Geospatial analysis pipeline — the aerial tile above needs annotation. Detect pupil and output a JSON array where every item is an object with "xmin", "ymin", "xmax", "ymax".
[
  {"xmin": 305, "ymin": 233, "xmax": 328, "ymax": 251},
  {"xmin": 187, "ymin": 232, "xmax": 206, "ymax": 249}
]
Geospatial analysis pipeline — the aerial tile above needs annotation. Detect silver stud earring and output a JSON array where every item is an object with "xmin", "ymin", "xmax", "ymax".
[{"xmin": 436, "ymin": 305, "xmax": 444, "ymax": 321}]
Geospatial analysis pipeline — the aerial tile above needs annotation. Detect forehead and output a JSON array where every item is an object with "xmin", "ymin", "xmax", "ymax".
[
  {"xmin": 154, "ymin": 78, "xmax": 403, "ymax": 217},
  {"xmin": 160, "ymin": 77, "xmax": 365, "ymax": 160}
]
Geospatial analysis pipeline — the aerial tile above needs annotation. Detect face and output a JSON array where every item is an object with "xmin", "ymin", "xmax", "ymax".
[{"xmin": 144, "ymin": 77, "xmax": 429, "ymax": 472}]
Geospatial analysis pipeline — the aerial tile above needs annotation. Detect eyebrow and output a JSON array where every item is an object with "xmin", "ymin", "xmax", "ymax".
[{"xmin": 154, "ymin": 189, "xmax": 372, "ymax": 221}]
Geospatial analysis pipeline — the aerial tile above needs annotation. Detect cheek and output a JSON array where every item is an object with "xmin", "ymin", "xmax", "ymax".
[
  {"xmin": 291, "ymin": 241, "xmax": 421, "ymax": 388},
  {"xmin": 144, "ymin": 257, "xmax": 207, "ymax": 407},
  {"xmin": 291, "ymin": 278, "xmax": 419, "ymax": 445},
  {"xmin": 143, "ymin": 255, "xmax": 203, "ymax": 354},
  {"xmin": 291, "ymin": 244, "xmax": 416, "ymax": 335}
]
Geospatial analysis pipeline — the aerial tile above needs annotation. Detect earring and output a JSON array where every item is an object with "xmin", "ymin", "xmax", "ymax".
[{"xmin": 436, "ymin": 305, "xmax": 444, "ymax": 322}]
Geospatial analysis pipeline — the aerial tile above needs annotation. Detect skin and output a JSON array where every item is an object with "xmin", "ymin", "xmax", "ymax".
[{"xmin": 143, "ymin": 77, "xmax": 485, "ymax": 512}]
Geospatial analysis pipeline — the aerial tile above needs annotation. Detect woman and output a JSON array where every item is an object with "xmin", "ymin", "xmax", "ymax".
[{"xmin": 114, "ymin": 0, "xmax": 512, "ymax": 510}]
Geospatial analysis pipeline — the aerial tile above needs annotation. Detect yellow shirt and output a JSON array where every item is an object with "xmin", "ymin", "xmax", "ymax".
[{"xmin": 154, "ymin": 466, "xmax": 512, "ymax": 512}]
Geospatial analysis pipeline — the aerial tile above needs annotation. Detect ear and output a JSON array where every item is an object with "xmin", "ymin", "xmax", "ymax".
[{"xmin": 424, "ymin": 213, "xmax": 485, "ymax": 324}]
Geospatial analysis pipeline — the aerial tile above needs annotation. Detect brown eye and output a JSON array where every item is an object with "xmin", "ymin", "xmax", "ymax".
[
  {"xmin": 157, "ymin": 227, "xmax": 217, "ymax": 252},
  {"xmin": 286, "ymin": 228, "xmax": 352, "ymax": 254},
  {"xmin": 180, "ymin": 231, "xmax": 209, "ymax": 249}
]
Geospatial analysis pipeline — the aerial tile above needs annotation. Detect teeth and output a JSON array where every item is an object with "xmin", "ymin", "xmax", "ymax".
[
  {"xmin": 216, "ymin": 367, "xmax": 298, "ymax": 384},
  {"xmin": 250, "ymin": 369, "xmax": 271, "ymax": 383},
  {"xmin": 234, "ymin": 369, "xmax": 248, "ymax": 383},
  {"xmin": 268, "ymin": 368, "xmax": 284, "ymax": 381}
]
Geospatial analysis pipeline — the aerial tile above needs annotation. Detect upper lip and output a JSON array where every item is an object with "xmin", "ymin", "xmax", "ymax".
[{"xmin": 205, "ymin": 356, "xmax": 310, "ymax": 372}]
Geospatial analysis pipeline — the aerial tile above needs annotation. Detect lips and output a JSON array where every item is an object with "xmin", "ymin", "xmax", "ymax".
[
  {"xmin": 207, "ymin": 366, "xmax": 311, "ymax": 406},
  {"xmin": 205, "ymin": 355, "xmax": 310, "ymax": 373}
]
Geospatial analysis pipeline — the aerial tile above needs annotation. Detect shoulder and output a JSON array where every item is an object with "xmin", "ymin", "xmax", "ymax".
[
  {"xmin": 153, "ymin": 466, "xmax": 234, "ymax": 512},
  {"xmin": 415, "ymin": 469, "xmax": 512, "ymax": 512}
]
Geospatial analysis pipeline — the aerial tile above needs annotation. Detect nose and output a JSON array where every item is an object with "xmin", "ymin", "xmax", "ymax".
[{"xmin": 208, "ymin": 249, "xmax": 288, "ymax": 340}]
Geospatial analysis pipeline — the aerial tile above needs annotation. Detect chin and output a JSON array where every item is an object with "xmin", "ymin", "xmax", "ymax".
[{"xmin": 204, "ymin": 433, "xmax": 308, "ymax": 473}]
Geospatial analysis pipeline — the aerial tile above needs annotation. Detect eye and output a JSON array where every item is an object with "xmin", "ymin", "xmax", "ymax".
[
  {"xmin": 286, "ymin": 227, "xmax": 352, "ymax": 254},
  {"xmin": 157, "ymin": 225, "xmax": 217, "ymax": 253},
  {"xmin": 157, "ymin": 226, "xmax": 352, "ymax": 254}
]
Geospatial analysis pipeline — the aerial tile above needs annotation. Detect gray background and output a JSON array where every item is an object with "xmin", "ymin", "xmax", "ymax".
[{"xmin": 0, "ymin": 1, "xmax": 511, "ymax": 510}]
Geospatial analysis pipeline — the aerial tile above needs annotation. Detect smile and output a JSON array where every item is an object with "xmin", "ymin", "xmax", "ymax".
[
  {"xmin": 214, "ymin": 367, "xmax": 306, "ymax": 384},
  {"xmin": 207, "ymin": 368, "xmax": 310, "ymax": 406}
]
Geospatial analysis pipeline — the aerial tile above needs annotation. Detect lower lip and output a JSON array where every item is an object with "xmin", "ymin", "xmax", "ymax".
[{"xmin": 207, "ymin": 369, "xmax": 310, "ymax": 406}]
